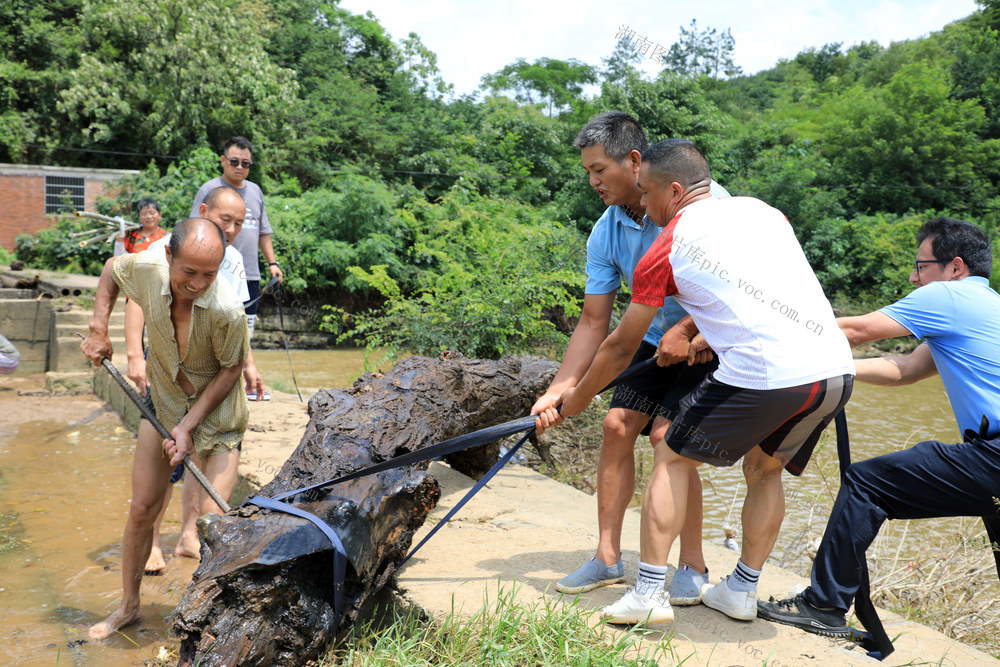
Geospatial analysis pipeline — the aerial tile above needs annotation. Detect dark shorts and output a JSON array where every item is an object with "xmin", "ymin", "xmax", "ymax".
[
  {"xmin": 145, "ymin": 390, "xmax": 242, "ymax": 482},
  {"xmin": 609, "ymin": 340, "xmax": 719, "ymax": 436},
  {"xmin": 142, "ymin": 389, "xmax": 185, "ymax": 483},
  {"xmin": 245, "ymin": 279, "xmax": 261, "ymax": 316},
  {"xmin": 666, "ymin": 373, "xmax": 854, "ymax": 475}
]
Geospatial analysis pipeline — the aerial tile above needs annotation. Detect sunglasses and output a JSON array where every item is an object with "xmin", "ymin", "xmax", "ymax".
[{"xmin": 226, "ymin": 158, "xmax": 252, "ymax": 169}]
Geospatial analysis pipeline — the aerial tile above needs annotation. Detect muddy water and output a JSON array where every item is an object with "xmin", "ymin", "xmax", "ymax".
[
  {"xmin": 682, "ymin": 374, "xmax": 969, "ymax": 573},
  {"xmin": 0, "ymin": 349, "xmax": 378, "ymax": 667},
  {"xmin": 252, "ymin": 347, "xmax": 383, "ymax": 393},
  {"xmin": 0, "ymin": 374, "xmax": 199, "ymax": 667}
]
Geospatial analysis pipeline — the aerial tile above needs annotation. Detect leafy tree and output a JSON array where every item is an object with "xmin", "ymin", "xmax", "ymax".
[
  {"xmin": 56, "ymin": 0, "xmax": 299, "ymax": 171},
  {"xmin": 481, "ymin": 57, "xmax": 597, "ymax": 116},
  {"xmin": 0, "ymin": 0, "xmax": 84, "ymax": 162},
  {"xmin": 726, "ymin": 138, "xmax": 845, "ymax": 241},
  {"xmin": 662, "ymin": 20, "xmax": 742, "ymax": 79},
  {"xmin": 951, "ymin": 18, "xmax": 1000, "ymax": 139},
  {"xmin": 600, "ymin": 71, "xmax": 728, "ymax": 156},
  {"xmin": 268, "ymin": 172, "xmax": 417, "ymax": 296},
  {"xmin": 327, "ymin": 191, "xmax": 586, "ymax": 359},
  {"xmin": 804, "ymin": 213, "xmax": 924, "ymax": 307},
  {"xmin": 819, "ymin": 63, "xmax": 1000, "ymax": 215},
  {"xmin": 794, "ymin": 43, "xmax": 845, "ymax": 84},
  {"xmin": 602, "ymin": 36, "xmax": 643, "ymax": 88}
]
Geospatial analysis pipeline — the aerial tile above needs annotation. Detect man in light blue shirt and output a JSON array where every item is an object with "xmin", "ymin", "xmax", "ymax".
[
  {"xmin": 533, "ymin": 111, "xmax": 728, "ymax": 604},
  {"xmin": 759, "ymin": 217, "xmax": 1000, "ymax": 646}
]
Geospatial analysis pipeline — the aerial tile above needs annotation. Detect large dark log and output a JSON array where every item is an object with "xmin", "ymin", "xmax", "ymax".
[{"xmin": 174, "ymin": 353, "xmax": 557, "ymax": 666}]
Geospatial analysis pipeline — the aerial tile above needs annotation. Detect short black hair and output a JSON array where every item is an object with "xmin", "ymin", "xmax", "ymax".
[
  {"xmin": 640, "ymin": 139, "xmax": 711, "ymax": 188},
  {"xmin": 916, "ymin": 217, "xmax": 992, "ymax": 279},
  {"xmin": 168, "ymin": 218, "xmax": 225, "ymax": 263},
  {"xmin": 573, "ymin": 111, "xmax": 648, "ymax": 162},
  {"xmin": 135, "ymin": 198, "xmax": 160, "ymax": 214},
  {"xmin": 223, "ymin": 136, "xmax": 252, "ymax": 155}
]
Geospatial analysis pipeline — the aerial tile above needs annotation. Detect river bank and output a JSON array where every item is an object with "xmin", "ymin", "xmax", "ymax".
[{"xmin": 1, "ymin": 365, "xmax": 997, "ymax": 665}]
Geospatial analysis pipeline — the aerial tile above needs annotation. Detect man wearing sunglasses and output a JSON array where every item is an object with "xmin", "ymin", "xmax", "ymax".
[
  {"xmin": 191, "ymin": 136, "xmax": 282, "ymax": 341},
  {"xmin": 758, "ymin": 217, "xmax": 1000, "ymax": 643}
]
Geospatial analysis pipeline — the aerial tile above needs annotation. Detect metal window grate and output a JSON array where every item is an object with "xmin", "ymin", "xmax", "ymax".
[{"xmin": 44, "ymin": 175, "xmax": 86, "ymax": 214}]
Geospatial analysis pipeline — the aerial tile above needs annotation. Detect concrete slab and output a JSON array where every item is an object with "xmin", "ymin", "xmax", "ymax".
[
  {"xmin": 0, "ymin": 298, "xmax": 51, "ymax": 341},
  {"xmin": 44, "ymin": 371, "xmax": 94, "ymax": 395},
  {"xmin": 394, "ymin": 462, "xmax": 996, "ymax": 667}
]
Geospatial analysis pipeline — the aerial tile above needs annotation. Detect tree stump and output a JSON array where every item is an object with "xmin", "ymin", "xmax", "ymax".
[{"xmin": 174, "ymin": 353, "xmax": 557, "ymax": 666}]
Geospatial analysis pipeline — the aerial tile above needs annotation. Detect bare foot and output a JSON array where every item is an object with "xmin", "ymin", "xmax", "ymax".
[
  {"xmin": 89, "ymin": 603, "xmax": 141, "ymax": 640},
  {"xmin": 174, "ymin": 534, "xmax": 201, "ymax": 560},
  {"xmin": 144, "ymin": 545, "xmax": 166, "ymax": 574}
]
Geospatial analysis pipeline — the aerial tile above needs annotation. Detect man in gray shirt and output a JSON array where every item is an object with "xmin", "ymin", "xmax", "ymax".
[{"xmin": 191, "ymin": 136, "xmax": 283, "ymax": 338}]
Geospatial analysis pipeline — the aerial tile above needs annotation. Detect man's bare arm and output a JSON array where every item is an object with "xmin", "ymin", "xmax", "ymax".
[
  {"xmin": 259, "ymin": 233, "xmax": 283, "ymax": 283},
  {"xmin": 532, "ymin": 292, "xmax": 614, "ymax": 432},
  {"xmin": 124, "ymin": 298, "xmax": 149, "ymax": 393},
  {"xmin": 559, "ymin": 302, "xmax": 657, "ymax": 418},
  {"xmin": 81, "ymin": 256, "xmax": 121, "ymax": 365},
  {"xmin": 838, "ymin": 311, "xmax": 912, "ymax": 347},
  {"xmin": 854, "ymin": 343, "xmax": 937, "ymax": 386},
  {"xmin": 244, "ymin": 347, "xmax": 265, "ymax": 398}
]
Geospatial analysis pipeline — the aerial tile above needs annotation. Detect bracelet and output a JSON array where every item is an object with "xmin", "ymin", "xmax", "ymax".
[{"xmin": 268, "ymin": 261, "xmax": 279, "ymax": 267}]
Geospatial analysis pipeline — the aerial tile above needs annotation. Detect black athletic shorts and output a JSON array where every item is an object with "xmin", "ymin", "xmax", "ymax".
[
  {"xmin": 666, "ymin": 373, "xmax": 854, "ymax": 475},
  {"xmin": 245, "ymin": 279, "xmax": 261, "ymax": 316},
  {"xmin": 608, "ymin": 340, "xmax": 719, "ymax": 436}
]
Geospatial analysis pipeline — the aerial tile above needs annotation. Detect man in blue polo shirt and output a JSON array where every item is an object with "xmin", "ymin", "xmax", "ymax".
[
  {"xmin": 532, "ymin": 111, "xmax": 728, "ymax": 603},
  {"xmin": 758, "ymin": 217, "xmax": 1000, "ymax": 635}
]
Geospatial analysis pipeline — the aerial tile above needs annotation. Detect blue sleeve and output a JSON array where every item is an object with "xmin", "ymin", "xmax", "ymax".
[
  {"xmin": 709, "ymin": 180, "xmax": 731, "ymax": 198},
  {"xmin": 879, "ymin": 282, "xmax": 956, "ymax": 340},
  {"xmin": 585, "ymin": 221, "xmax": 622, "ymax": 295}
]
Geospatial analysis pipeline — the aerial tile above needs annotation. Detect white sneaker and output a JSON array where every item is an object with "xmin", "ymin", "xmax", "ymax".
[
  {"xmin": 600, "ymin": 588, "xmax": 674, "ymax": 625},
  {"xmin": 701, "ymin": 577, "xmax": 757, "ymax": 621}
]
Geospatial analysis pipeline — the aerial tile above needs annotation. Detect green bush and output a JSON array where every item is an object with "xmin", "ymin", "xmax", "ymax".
[
  {"xmin": 100, "ymin": 147, "xmax": 222, "ymax": 225},
  {"xmin": 14, "ymin": 216, "xmax": 115, "ymax": 275},
  {"xmin": 325, "ymin": 190, "xmax": 586, "ymax": 359},
  {"xmin": 804, "ymin": 212, "xmax": 925, "ymax": 307},
  {"xmin": 268, "ymin": 172, "xmax": 419, "ymax": 295}
]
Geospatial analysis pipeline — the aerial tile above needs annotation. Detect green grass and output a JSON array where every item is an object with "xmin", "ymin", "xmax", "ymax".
[
  {"xmin": 268, "ymin": 377, "xmax": 298, "ymax": 394},
  {"xmin": 322, "ymin": 582, "xmax": 677, "ymax": 666}
]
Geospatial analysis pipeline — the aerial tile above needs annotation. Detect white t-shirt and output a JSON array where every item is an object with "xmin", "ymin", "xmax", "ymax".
[
  {"xmin": 146, "ymin": 236, "xmax": 249, "ymax": 304},
  {"xmin": 632, "ymin": 196, "xmax": 854, "ymax": 390}
]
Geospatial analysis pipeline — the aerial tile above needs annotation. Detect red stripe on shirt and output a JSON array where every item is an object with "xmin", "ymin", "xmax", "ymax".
[{"xmin": 631, "ymin": 215, "xmax": 680, "ymax": 307}]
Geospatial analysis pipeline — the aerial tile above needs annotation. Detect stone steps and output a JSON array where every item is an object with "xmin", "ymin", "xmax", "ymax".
[
  {"xmin": 49, "ymin": 302, "xmax": 127, "ymax": 372},
  {"xmin": 1, "ymin": 267, "xmax": 127, "ymax": 375}
]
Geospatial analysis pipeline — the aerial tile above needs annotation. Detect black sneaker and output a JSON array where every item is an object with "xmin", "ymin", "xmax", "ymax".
[{"xmin": 756, "ymin": 594, "xmax": 852, "ymax": 637}]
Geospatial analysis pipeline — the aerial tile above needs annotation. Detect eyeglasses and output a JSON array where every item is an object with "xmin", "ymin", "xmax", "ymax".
[
  {"xmin": 913, "ymin": 259, "xmax": 948, "ymax": 273},
  {"xmin": 226, "ymin": 158, "xmax": 252, "ymax": 169}
]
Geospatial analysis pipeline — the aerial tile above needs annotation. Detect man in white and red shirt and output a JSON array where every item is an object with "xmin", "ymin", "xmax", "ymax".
[{"xmin": 557, "ymin": 139, "xmax": 855, "ymax": 625}]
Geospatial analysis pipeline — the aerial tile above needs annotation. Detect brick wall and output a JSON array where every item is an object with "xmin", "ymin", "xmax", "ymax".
[
  {"xmin": 0, "ymin": 172, "xmax": 46, "ymax": 251},
  {"xmin": 0, "ymin": 163, "xmax": 139, "ymax": 252}
]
